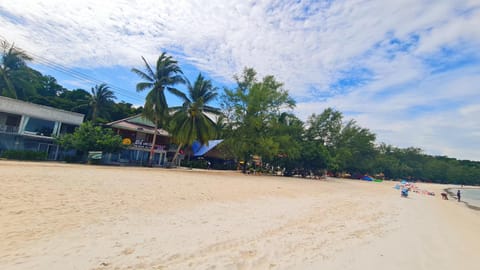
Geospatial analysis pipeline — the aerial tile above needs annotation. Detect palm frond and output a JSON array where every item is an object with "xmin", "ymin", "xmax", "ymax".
[
  {"xmin": 135, "ymin": 82, "xmax": 154, "ymax": 93},
  {"xmin": 131, "ymin": 68, "xmax": 154, "ymax": 83},
  {"xmin": 167, "ymin": 87, "xmax": 189, "ymax": 102},
  {"xmin": 141, "ymin": 56, "xmax": 156, "ymax": 80}
]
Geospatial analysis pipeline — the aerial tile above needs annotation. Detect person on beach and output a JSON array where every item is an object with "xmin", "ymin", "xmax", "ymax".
[{"xmin": 457, "ymin": 190, "xmax": 461, "ymax": 202}]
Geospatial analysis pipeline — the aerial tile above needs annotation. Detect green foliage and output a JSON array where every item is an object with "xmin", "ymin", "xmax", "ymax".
[
  {"xmin": 61, "ymin": 85, "xmax": 117, "ymax": 123},
  {"xmin": 299, "ymin": 140, "xmax": 331, "ymax": 171},
  {"xmin": 88, "ymin": 83, "xmax": 116, "ymax": 123},
  {"xmin": 370, "ymin": 145, "xmax": 480, "ymax": 185},
  {"xmin": 1, "ymin": 59, "xmax": 140, "ymax": 123},
  {"xmin": 170, "ymin": 73, "xmax": 220, "ymax": 146},
  {"xmin": 181, "ymin": 159, "xmax": 209, "ymax": 169},
  {"xmin": 109, "ymin": 101, "xmax": 143, "ymax": 121},
  {"xmin": 0, "ymin": 40, "xmax": 35, "ymax": 99},
  {"xmin": 1, "ymin": 39, "xmax": 478, "ymax": 184},
  {"xmin": 131, "ymin": 53, "xmax": 184, "ymax": 165},
  {"xmin": 335, "ymin": 119, "xmax": 377, "ymax": 173},
  {"xmin": 131, "ymin": 53, "xmax": 184, "ymax": 127},
  {"xmin": 1, "ymin": 150, "xmax": 47, "ymax": 161},
  {"xmin": 168, "ymin": 73, "xmax": 220, "ymax": 163},
  {"xmin": 35, "ymin": 74, "xmax": 65, "ymax": 97},
  {"xmin": 266, "ymin": 113, "xmax": 304, "ymax": 170},
  {"xmin": 304, "ymin": 108, "xmax": 376, "ymax": 173},
  {"xmin": 0, "ymin": 40, "xmax": 140, "ymax": 123},
  {"xmin": 221, "ymin": 68, "xmax": 296, "ymax": 170},
  {"xmin": 181, "ymin": 159, "xmax": 236, "ymax": 170},
  {"xmin": 57, "ymin": 122, "xmax": 124, "ymax": 153},
  {"xmin": 305, "ymin": 108, "xmax": 343, "ymax": 147}
]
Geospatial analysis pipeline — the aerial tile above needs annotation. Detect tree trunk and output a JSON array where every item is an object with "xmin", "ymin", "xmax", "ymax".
[
  {"xmin": 172, "ymin": 143, "xmax": 184, "ymax": 166},
  {"xmin": 148, "ymin": 121, "xmax": 158, "ymax": 167},
  {"xmin": 92, "ymin": 107, "xmax": 97, "ymax": 123},
  {"xmin": 2, "ymin": 72, "xmax": 15, "ymax": 98}
]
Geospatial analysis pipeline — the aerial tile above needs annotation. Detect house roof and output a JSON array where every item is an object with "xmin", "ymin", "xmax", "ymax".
[
  {"xmin": 192, "ymin": 140, "xmax": 224, "ymax": 156},
  {"xmin": 0, "ymin": 96, "xmax": 84, "ymax": 125},
  {"xmin": 106, "ymin": 114, "xmax": 170, "ymax": 136}
]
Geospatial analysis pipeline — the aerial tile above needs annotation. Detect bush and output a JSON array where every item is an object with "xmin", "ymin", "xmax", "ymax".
[
  {"xmin": 181, "ymin": 159, "xmax": 208, "ymax": 169},
  {"xmin": 56, "ymin": 122, "xmax": 124, "ymax": 153},
  {"xmin": 63, "ymin": 154, "xmax": 85, "ymax": 163},
  {"xmin": 181, "ymin": 159, "xmax": 237, "ymax": 170},
  {"xmin": 211, "ymin": 161, "xmax": 237, "ymax": 170},
  {"xmin": 1, "ymin": 150, "xmax": 47, "ymax": 161}
]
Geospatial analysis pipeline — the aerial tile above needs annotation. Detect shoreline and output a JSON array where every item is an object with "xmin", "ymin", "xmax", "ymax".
[{"xmin": 445, "ymin": 188, "xmax": 480, "ymax": 211}]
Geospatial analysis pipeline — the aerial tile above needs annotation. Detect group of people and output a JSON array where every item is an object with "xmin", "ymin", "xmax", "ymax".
[
  {"xmin": 440, "ymin": 189, "xmax": 462, "ymax": 202},
  {"xmin": 397, "ymin": 181, "xmax": 463, "ymax": 202}
]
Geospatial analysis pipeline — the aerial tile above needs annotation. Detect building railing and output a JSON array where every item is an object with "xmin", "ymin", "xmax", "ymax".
[
  {"xmin": 0, "ymin": 124, "xmax": 19, "ymax": 134},
  {"xmin": 131, "ymin": 140, "xmax": 176, "ymax": 152}
]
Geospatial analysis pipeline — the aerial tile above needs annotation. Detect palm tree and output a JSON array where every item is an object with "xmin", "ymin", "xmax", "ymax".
[
  {"xmin": 89, "ymin": 83, "xmax": 116, "ymax": 123},
  {"xmin": 131, "ymin": 53, "xmax": 184, "ymax": 165},
  {"xmin": 169, "ymin": 73, "xmax": 220, "ymax": 164},
  {"xmin": 213, "ymin": 114, "xmax": 226, "ymax": 139},
  {"xmin": 0, "ymin": 40, "xmax": 33, "ymax": 99}
]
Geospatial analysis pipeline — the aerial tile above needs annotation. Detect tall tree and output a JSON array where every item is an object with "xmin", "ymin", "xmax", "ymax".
[
  {"xmin": 60, "ymin": 89, "xmax": 91, "ymax": 114},
  {"xmin": 36, "ymin": 75, "xmax": 65, "ymax": 97},
  {"xmin": 221, "ymin": 67, "xmax": 295, "ymax": 172},
  {"xmin": 0, "ymin": 40, "xmax": 34, "ymax": 99},
  {"xmin": 169, "ymin": 73, "xmax": 220, "ymax": 164},
  {"xmin": 88, "ymin": 83, "xmax": 116, "ymax": 123},
  {"xmin": 304, "ymin": 109, "xmax": 343, "ymax": 173},
  {"xmin": 305, "ymin": 108, "xmax": 376, "ymax": 174},
  {"xmin": 268, "ymin": 113, "xmax": 304, "ymax": 172},
  {"xmin": 131, "ymin": 53, "xmax": 184, "ymax": 165},
  {"xmin": 334, "ymin": 119, "xmax": 376, "ymax": 173},
  {"xmin": 305, "ymin": 108, "xmax": 343, "ymax": 148},
  {"xmin": 109, "ymin": 101, "xmax": 143, "ymax": 121},
  {"xmin": 213, "ymin": 114, "xmax": 227, "ymax": 139}
]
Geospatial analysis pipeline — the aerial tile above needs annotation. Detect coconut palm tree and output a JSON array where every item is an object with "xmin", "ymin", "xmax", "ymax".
[
  {"xmin": 131, "ymin": 53, "xmax": 184, "ymax": 165},
  {"xmin": 89, "ymin": 83, "xmax": 116, "ymax": 123},
  {"xmin": 169, "ymin": 73, "xmax": 220, "ymax": 164},
  {"xmin": 0, "ymin": 40, "xmax": 33, "ymax": 99}
]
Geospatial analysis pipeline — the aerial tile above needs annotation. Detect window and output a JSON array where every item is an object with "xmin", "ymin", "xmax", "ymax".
[
  {"xmin": 6, "ymin": 114, "xmax": 21, "ymax": 126},
  {"xmin": 24, "ymin": 117, "xmax": 55, "ymax": 136},
  {"xmin": 59, "ymin": 123, "xmax": 77, "ymax": 135}
]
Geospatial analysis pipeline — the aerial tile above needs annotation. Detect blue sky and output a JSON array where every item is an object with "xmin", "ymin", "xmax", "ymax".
[{"xmin": 1, "ymin": 0, "xmax": 479, "ymax": 161}]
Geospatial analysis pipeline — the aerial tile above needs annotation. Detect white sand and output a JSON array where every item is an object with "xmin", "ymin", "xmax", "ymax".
[{"xmin": 0, "ymin": 161, "xmax": 478, "ymax": 269}]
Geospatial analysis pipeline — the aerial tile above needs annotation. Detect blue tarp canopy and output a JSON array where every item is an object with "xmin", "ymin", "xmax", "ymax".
[
  {"xmin": 192, "ymin": 140, "xmax": 223, "ymax": 157},
  {"xmin": 361, "ymin": 176, "xmax": 374, "ymax": 181}
]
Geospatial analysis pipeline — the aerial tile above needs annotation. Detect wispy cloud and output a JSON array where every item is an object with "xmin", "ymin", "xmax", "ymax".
[{"xmin": 1, "ymin": 0, "xmax": 479, "ymax": 160}]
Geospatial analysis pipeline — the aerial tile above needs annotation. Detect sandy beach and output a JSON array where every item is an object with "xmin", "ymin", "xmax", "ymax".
[{"xmin": 0, "ymin": 160, "xmax": 478, "ymax": 270}]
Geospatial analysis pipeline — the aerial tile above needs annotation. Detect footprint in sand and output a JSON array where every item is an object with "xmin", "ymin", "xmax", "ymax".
[{"xmin": 121, "ymin": 247, "xmax": 135, "ymax": 255}]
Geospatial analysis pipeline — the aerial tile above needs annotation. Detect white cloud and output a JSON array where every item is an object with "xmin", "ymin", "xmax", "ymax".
[
  {"xmin": 1, "ymin": 0, "xmax": 475, "ymax": 93},
  {"xmin": 1, "ymin": 0, "xmax": 480, "ymax": 160},
  {"xmin": 296, "ymin": 66, "xmax": 480, "ymax": 161}
]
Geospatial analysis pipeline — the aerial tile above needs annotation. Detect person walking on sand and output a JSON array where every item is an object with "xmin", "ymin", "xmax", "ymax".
[{"xmin": 457, "ymin": 190, "xmax": 461, "ymax": 202}]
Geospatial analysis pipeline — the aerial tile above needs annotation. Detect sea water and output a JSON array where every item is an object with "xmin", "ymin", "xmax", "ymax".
[{"xmin": 460, "ymin": 189, "xmax": 480, "ymax": 208}]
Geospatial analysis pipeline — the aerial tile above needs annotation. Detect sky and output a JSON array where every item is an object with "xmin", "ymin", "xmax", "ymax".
[{"xmin": 1, "ymin": 0, "xmax": 479, "ymax": 161}]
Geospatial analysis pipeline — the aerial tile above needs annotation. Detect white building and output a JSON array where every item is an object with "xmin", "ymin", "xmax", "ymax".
[{"xmin": 0, "ymin": 96, "xmax": 84, "ymax": 160}]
